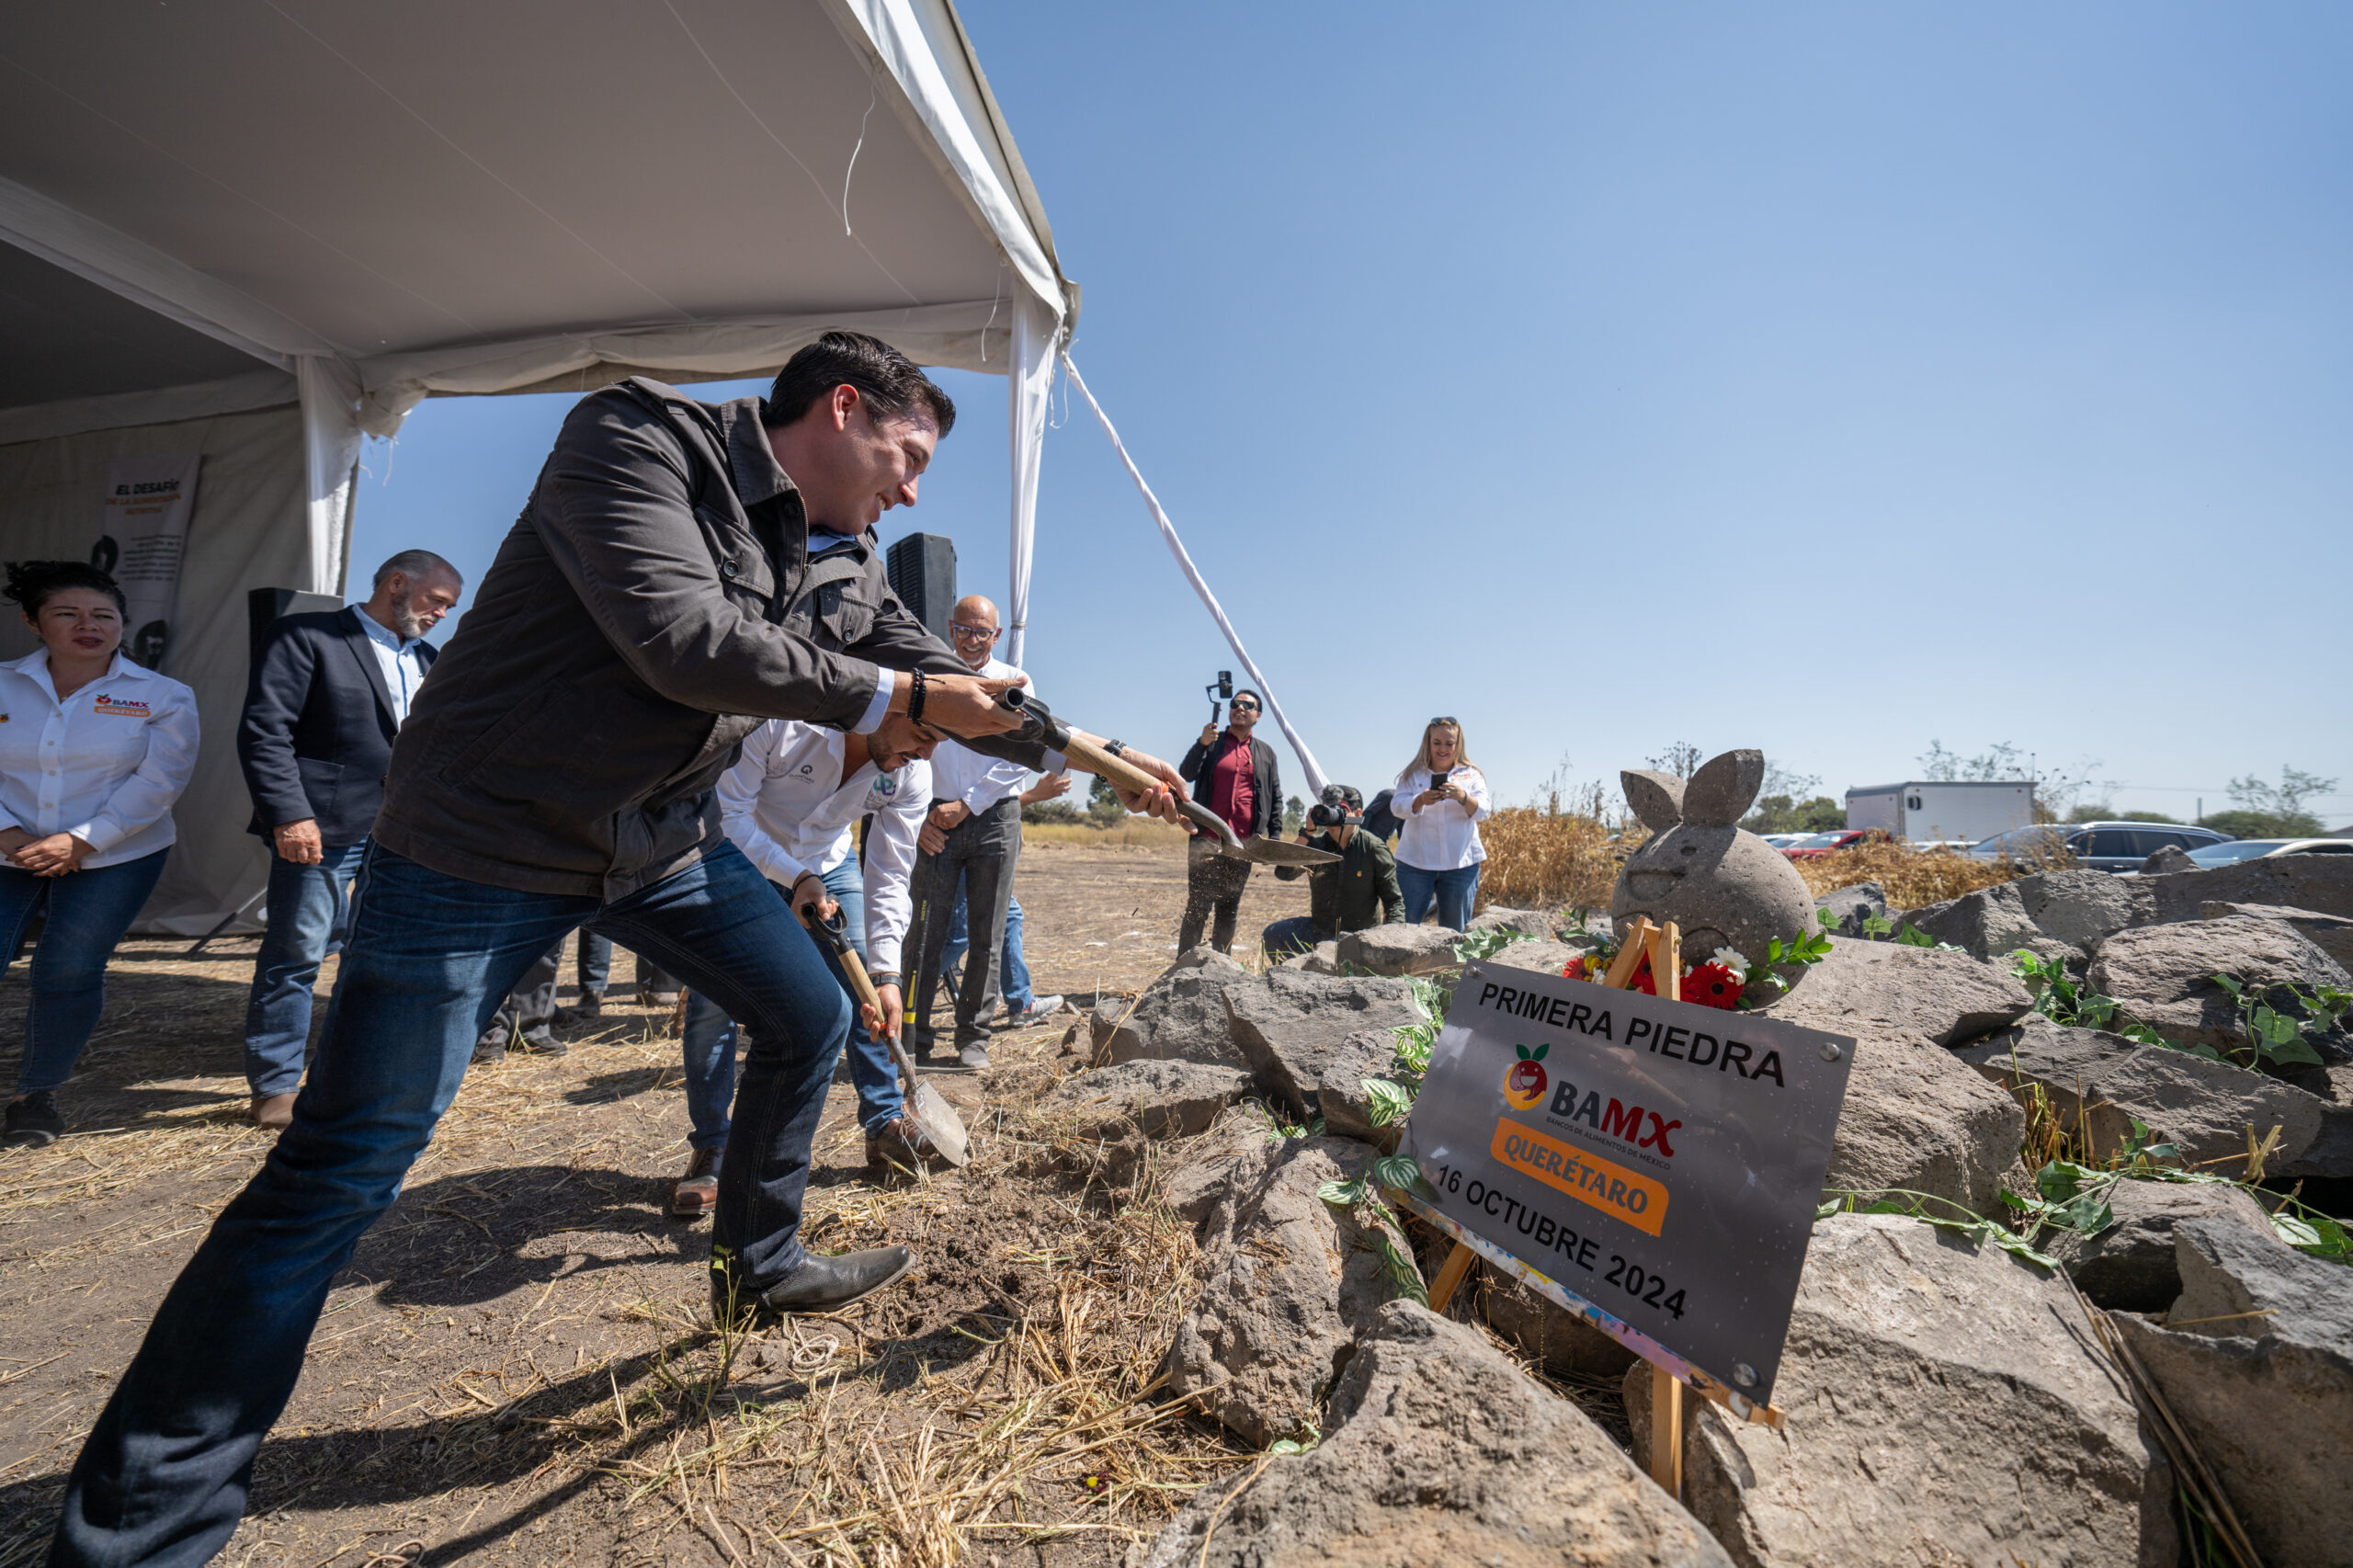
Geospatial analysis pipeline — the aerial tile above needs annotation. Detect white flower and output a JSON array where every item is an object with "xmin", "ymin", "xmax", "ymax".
[{"xmin": 1712, "ymin": 946, "xmax": 1750, "ymax": 980}]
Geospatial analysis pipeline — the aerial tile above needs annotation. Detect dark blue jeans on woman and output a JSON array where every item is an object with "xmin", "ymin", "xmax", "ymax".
[
  {"xmin": 1397, "ymin": 861, "xmax": 1481, "ymax": 932},
  {"xmin": 51, "ymin": 842, "xmax": 850, "ymax": 1568},
  {"xmin": 0, "ymin": 849, "xmax": 167, "ymax": 1096}
]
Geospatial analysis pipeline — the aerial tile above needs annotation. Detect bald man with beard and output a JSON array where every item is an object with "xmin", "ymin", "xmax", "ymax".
[{"xmin": 905, "ymin": 594, "xmax": 1033, "ymax": 1070}]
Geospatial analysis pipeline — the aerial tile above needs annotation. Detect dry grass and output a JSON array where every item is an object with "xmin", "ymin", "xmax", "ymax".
[
  {"xmin": 1476, "ymin": 811, "xmax": 1626, "ymax": 912},
  {"xmin": 1022, "ymin": 821, "xmax": 1190, "ymax": 851},
  {"xmin": 558, "ymin": 1098, "xmax": 1248, "ymax": 1567},
  {"xmin": 1788, "ymin": 842, "xmax": 2028, "ymax": 910}
]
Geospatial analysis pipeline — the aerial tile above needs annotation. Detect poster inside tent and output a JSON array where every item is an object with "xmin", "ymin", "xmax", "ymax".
[{"xmin": 96, "ymin": 455, "xmax": 201, "ymax": 671}]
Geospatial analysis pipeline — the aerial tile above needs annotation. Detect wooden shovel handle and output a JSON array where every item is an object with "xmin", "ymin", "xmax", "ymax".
[{"xmin": 1062, "ymin": 733, "xmax": 1237, "ymax": 846}]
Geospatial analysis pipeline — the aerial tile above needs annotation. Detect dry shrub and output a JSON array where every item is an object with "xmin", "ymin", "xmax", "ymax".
[
  {"xmin": 1478, "ymin": 809, "xmax": 1623, "ymax": 912},
  {"xmin": 1789, "ymin": 842, "xmax": 2020, "ymax": 909},
  {"xmin": 1022, "ymin": 819, "xmax": 1189, "ymax": 850}
]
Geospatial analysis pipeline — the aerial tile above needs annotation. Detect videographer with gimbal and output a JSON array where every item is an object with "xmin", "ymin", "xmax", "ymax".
[
  {"xmin": 1176, "ymin": 677, "xmax": 1279, "ymax": 954},
  {"xmin": 1262, "ymin": 784, "xmax": 1402, "ymax": 958}
]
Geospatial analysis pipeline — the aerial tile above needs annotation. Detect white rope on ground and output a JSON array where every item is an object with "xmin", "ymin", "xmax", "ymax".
[{"xmin": 1058, "ymin": 351, "xmax": 1330, "ymax": 799}]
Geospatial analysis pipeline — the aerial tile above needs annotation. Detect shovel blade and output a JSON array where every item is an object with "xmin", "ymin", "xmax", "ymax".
[
  {"xmin": 911, "ymin": 1080, "xmax": 971, "ymax": 1166},
  {"xmin": 1222, "ymin": 836, "xmax": 1341, "ymax": 867}
]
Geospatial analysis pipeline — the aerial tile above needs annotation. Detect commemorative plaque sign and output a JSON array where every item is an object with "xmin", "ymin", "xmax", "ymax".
[{"xmin": 1400, "ymin": 956, "xmax": 1857, "ymax": 1410}]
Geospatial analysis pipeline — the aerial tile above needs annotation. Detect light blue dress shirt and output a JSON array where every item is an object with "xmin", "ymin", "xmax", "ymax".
[{"xmin": 354, "ymin": 606, "xmax": 428, "ymax": 726}]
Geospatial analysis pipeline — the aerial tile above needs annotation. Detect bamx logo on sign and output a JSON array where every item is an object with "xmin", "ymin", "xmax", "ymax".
[
  {"xmin": 1501, "ymin": 1042, "xmax": 1548, "ymax": 1110},
  {"xmin": 1547, "ymin": 1078, "xmax": 1679, "ymax": 1159}
]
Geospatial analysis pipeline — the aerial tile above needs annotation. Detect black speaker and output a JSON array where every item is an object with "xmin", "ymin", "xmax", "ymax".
[
  {"xmin": 885, "ymin": 532, "xmax": 958, "ymax": 645},
  {"xmin": 247, "ymin": 586, "xmax": 342, "ymax": 669}
]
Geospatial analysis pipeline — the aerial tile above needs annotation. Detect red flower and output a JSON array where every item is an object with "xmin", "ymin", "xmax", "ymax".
[
  {"xmin": 1683, "ymin": 961, "xmax": 1743, "ymax": 1011},
  {"xmin": 1563, "ymin": 955, "xmax": 1588, "ymax": 980},
  {"xmin": 1627, "ymin": 953, "xmax": 1656, "ymax": 995}
]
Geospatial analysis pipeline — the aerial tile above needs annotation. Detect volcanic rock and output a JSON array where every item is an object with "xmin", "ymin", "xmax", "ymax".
[
  {"xmin": 2113, "ymin": 1221, "xmax": 2353, "ymax": 1568},
  {"xmin": 1625, "ymin": 1212, "xmax": 2176, "ymax": 1568},
  {"xmin": 1900, "ymin": 880, "xmax": 2079, "ymax": 964},
  {"xmin": 1957, "ymin": 1017, "xmax": 2353, "ymax": 1179},
  {"xmin": 1224, "ymin": 970, "xmax": 1425, "ymax": 1119},
  {"xmin": 1760, "ymin": 936, "xmax": 2034, "ymax": 1049},
  {"xmin": 1811, "ymin": 881, "xmax": 1888, "ymax": 937},
  {"xmin": 1335, "ymin": 924, "xmax": 1460, "ymax": 976},
  {"xmin": 2088, "ymin": 913, "xmax": 2350, "ymax": 1053},
  {"xmin": 2017, "ymin": 867, "xmax": 2154, "ymax": 951},
  {"xmin": 1088, "ymin": 950, "xmax": 1256, "ymax": 1072},
  {"xmin": 1144, "ymin": 1301, "xmax": 1732, "ymax": 1568},
  {"xmin": 2045, "ymin": 1177, "xmax": 2273, "ymax": 1312},
  {"xmin": 1162, "ymin": 1135, "xmax": 1389, "ymax": 1448}
]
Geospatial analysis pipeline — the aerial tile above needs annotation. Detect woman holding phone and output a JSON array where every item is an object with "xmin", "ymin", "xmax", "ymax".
[
  {"xmin": 0, "ymin": 561, "xmax": 199, "ymax": 1148},
  {"xmin": 1392, "ymin": 716, "xmax": 1490, "ymax": 931}
]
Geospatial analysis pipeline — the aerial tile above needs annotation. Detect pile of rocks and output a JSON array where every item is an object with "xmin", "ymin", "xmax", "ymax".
[{"xmin": 1028, "ymin": 860, "xmax": 2353, "ymax": 1566}]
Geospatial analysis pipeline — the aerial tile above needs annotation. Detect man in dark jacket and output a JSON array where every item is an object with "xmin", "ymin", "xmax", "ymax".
[
  {"xmin": 1176, "ymin": 688, "xmax": 1280, "ymax": 953},
  {"xmin": 1264, "ymin": 785, "xmax": 1404, "ymax": 958},
  {"xmin": 235, "ymin": 551, "xmax": 460, "ymax": 1129},
  {"xmin": 53, "ymin": 333, "xmax": 1184, "ymax": 1568}
]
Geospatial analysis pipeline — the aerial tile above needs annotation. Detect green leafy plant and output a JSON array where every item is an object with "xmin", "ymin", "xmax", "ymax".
[
  {"xmin": 1451, "ymin": 926, "xmax": 1535, "ymax": 965},
  {"xmin": 1999, "ymin": 1161, "xmax": 2118, "ymax": 1243},
  {"xmin": 1817, "ymin": 1187, "xmax": 2060, "ymax": 1270},
  {"xmin": 2009, "ymin": 950, "xmax": 2168, "ymax": 1046},
  {"xmin": 1258, "ymin": 1105, "xmax": 1325, "ymax": 1140},
  {"xmin": 1732, "ymin": 917, "xmax": 1836, "ymax": 1007},
  {"xmin": 1390, "ymin": 973, "xmax": 1452, "ymax": 1085},
  {"xmin": 1362, "ymin": 1077, "xmax": 1415, "ymax": 1129},
  {"xmin": 2210, "ymin": 974, "xmax": 2348, "ymax": 1071},
  {"xmin": 1319, "ymin": 1153, "xmax": 1434, "ymax": 1305},
  {"xmin": 1268, "ymin": 1418, "xmax": 1320, "ymax": 1456},
  {"xmin": 1859, "ymin": 910, "xmax": 1896, "ymax": 939}
]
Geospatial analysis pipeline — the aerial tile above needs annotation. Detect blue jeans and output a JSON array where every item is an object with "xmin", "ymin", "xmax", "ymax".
[
  {"xmin": 0, "ymin": 850, "xmax": 167, "ymax": 1096},
  {"xmin": 52, "ymin": 843, "xmax": 851, "ymax": 1567},
  {"xmin": 241, "ymin": 841, "xmax": 369, "ymax": 1098},
  {"xmin": 1398, "ymin": 861, "xmax": 1481, "ymax": 931},
  {"xmin": 682, "ymin": 858, "xmax": 901, "ymax": 1143},
  {"xmin": 942, "ymin": 890, "xmax": 1032, "ymax": 1013},
  {"xmin": 575, "ymin": 928, "xmax": 677, "ymax": 995}
]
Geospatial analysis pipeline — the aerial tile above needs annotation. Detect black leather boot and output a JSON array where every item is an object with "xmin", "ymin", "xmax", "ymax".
[{"xmin": 710, "ymin": 1244, "xmax": 915, "ymax": 1325}]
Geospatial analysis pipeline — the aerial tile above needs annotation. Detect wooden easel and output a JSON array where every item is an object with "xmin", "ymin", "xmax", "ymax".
[{"xmin": 1422, "ymin": 915, "xmax": 1688, "ymax": 1499}]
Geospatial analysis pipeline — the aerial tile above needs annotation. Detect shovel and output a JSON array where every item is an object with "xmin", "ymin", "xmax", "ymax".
[
  {"xmin": 998, "ymin": 689, "xmax": 1340, "ymax": 868},
  {"xmin": 798, "ymin": 900, "xmax": 971, "ymax": 1167}
]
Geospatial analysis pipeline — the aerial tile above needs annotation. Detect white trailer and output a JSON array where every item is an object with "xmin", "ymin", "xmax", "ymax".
[{"xmin": 1844, "ymin": 780, "xmax": 2037, "ymax": 846}]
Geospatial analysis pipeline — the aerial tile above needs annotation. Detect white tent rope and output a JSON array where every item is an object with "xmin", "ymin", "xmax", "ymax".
[{"xmin": 1058, "ymin": 350, "xmax": 1330, "ymax": 800}]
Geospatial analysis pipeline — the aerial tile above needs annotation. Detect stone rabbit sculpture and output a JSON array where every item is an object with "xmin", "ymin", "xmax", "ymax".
[{"xmin": 1610, "ymin": 748, "xmax": 1816, "ymax": 973}]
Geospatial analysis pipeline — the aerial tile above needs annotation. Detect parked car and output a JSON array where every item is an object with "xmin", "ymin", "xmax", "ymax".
[
  {"xmin": 2184, "ymin": 837, "xmax": 2353, "ymax": 869},
  {"xmin": 1969, "ymin": 821, "xmax": 2233, "ymax": 874},
  {"xmin": 1783, "ymin": 829, "xmax": 1887, "ymax": 860},
  {"xmin": 1755, "ymin": 832, "xmax": 1813, "ymax": 850}
]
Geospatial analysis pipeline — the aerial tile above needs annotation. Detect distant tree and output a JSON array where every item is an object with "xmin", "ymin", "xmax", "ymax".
[
  {"xmin": 1917, "ymin": 740, "xmax": 2028, "ymax": 781},
  {"xmin": 1647, "ymin": 742, "xmax": 1703, "ymax": 779},
  {"xmin": 2115, "ymin": 810, "xmax": 2182, "ymax": 824},
  {"xmin": 2209, "ymin": 767, "xmax": 2337, "ymax": 838},
  {"xmin": 1021, "ymin": 798, "xmax": 1085, "ymax": 824},
  {"xmin": 1086, "ymin": 775, "xmax": 1130, "ymax": 827},
  {"xmin": 1741, "ymin": 794, "xmax": 1845, "ymax": 835},
  {"xmin": 1283, "ymin": 794, "xmax": 1305, "ymax": 835}
]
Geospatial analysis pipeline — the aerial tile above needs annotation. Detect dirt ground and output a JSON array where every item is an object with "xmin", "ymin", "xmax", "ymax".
[{"xmin": 0, "ymin": 842, "xmax": 1313, "ymax": 1568}]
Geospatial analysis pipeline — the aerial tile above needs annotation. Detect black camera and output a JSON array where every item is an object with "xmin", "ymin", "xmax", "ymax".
[
  {"xmin": 1205, "ymin": 670, "xmax": 1233, "ymax": 724},
  {"xmin": 1308, "ymin": 785, "xmax": 1362, "ymax": 830}
]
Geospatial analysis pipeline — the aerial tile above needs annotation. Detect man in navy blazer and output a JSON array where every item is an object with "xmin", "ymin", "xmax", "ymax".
[{"xmin": 237, "ymin": 550, "xmax": 463, "ymax": 1127}]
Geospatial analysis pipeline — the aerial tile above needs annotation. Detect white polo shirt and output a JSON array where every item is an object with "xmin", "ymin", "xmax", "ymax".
[
  {"xmin": 716, "ymin": 720, "xmax": 930, "ymax": 974},
  {"xmin": 1393, "ymin": 764, "xmax": 1493, "ymax": 871},
  {"xmin": 926, "ymin": 655, "xmax": 1034, "ymax": 814},
  {"xmin": 0, "ymin": 650, "xmax": 199, "ymax": 869}
]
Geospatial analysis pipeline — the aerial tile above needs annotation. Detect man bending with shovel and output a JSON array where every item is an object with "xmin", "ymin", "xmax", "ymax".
[
  {"xmin": 665, "ymin": 709, "xmax": 948, "ymax": 1219},
  {"xmin": 50, "ymin": 332, "xmax": 1184, "ymax": 1568}
]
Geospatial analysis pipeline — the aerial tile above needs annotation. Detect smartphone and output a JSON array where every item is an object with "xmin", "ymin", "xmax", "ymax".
[{"xmin": 1429, "ymin": 769, "xmax": 1451, "ymax": 791}]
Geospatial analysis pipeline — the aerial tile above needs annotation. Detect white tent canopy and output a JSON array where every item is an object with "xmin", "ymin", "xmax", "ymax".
[{"xmin": 0, "ymin": 0, "xmax": 1071, "ymax": 931}]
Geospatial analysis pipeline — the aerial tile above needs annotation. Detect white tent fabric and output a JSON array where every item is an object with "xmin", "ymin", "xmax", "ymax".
[{"xmin": 0, "ymin": 0, "xmax": 1075, "ymax": 931}]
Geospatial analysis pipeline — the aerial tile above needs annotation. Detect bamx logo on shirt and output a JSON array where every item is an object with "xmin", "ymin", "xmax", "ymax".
[{"xmin": 93, "ymin": 695, "xmax": 150, "ymax": 718}]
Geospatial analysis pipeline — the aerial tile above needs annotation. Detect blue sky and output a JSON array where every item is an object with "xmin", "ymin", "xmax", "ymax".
[{"xmin": 350, "ymin": 2, "xmax": 2353, "ymax": 826}]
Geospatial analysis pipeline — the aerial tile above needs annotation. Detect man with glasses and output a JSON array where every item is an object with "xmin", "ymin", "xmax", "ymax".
[
  {"xmin": 1176, "ymin": 687, "xmax": 1282, "ymax": 953},
  {"xmin": 905, "ymin": 595, "xmax": 1033, "ymax": 1069}
]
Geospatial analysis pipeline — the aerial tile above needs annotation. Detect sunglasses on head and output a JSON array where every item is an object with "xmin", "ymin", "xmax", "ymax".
[{"xmin": 1429, "ymin": 717, "xmax": 1457, "ymax": 728}]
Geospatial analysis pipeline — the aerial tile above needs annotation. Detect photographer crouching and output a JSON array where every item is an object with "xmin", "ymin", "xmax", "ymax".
[{"xmin": 1261, "ymin": 784, "xmax": 1402, "ymax": 959}]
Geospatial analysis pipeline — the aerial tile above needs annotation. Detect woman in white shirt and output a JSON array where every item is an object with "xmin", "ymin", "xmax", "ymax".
[
  {"xmin": 0, "ymin": 562, "xmax": 199, "ymax": 1150},
  {"xmin": 1392, "ymin": 716, "xmax": 1492, "ymax": 931}
]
